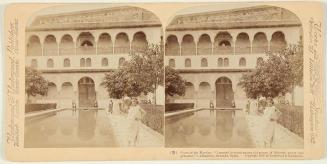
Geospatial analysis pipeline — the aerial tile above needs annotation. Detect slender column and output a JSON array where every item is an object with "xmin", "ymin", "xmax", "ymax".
[
  {"xmin": 95, "ymin": 42, "xmax": 98, "ymax": 55},
  {"xmin": 211, "ymin": 43, "xmax": 214, "ymax": 55},
  {"xmin": 233, "ymin": 40, "xmax": 236, "ymax": 55},
  {"xmin": 57, "ymin": 43, "xmax": 60, "ymax": 56},
  {"xmin": 74, "ymin": 43, "xmax": 77, "ymax": 55},
  {"xmin": 250, "ymin": 40, "xmax": 253, "ymax": 54},
  {"xmin": 112, "ymin": 40, "xmax": 115, "ymax": 54},
  {"xmin": 41, "ymin": 44, "xmax": 44, "ymax": 56},
  {"xmin": 195, "ymin": 43, "xmax": 198, "ymax": 56},
  {"xmin": 129, "ymin": 42, "xmax": 132, "ymax": 53},
  {"xmin": 267, "ymin": 32, "xmax": 272, "ymax": 52},
  {"xmin": 179, "ymin": 44, "xmax": 182, "ymax": 56}
]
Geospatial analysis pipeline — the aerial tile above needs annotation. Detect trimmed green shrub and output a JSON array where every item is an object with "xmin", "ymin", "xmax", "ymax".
[
  {"xmin": 276, "ymin": 104, "xmax": 303, "ymax": 138},
  {"xmin": 165, "ymin": 103, "xmax": 194, "ymax": 112},
  {"xmin": 140, "ymin": 104, "xmax": 164, "ymax": 134},
  {"xmin": 25, "ymin": 103, "xmax": 57, "ymax": 113}
]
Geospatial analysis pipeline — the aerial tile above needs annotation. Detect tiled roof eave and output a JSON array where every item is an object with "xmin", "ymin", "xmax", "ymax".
[
  {"xmin": 26, "ymin": 22, "xmax": 162, "ymax": 32},
  {"xmin": 166, "ymin": 21, "xmax": 301, "ymax": 31}
]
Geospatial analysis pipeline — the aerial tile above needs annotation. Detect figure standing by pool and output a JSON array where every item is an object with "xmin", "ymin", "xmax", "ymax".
[
  {"xmin": 262, "ymin": 98, "xmax": 281, "ymax": 148},
  {"xmin": 249, "ymin": 99, "xmax": 258, "ymax": 115},
  {"xmin": 108, "ymin": 100, "xmax": 113, "ymax": 115},
  {"xmin": 126, "ymin": 98, "xmax": 145, "ymax": 147},
  {"xmin": 112, "ymin": 99, "xmax": 121, "ymax": 115}
]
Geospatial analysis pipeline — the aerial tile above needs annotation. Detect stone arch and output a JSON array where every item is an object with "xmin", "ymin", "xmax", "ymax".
[
  {"xmin": 119, "ymin": 57, "xmax": 126, "ymax": 66},
  {"xmin": 63, "ymin": 58, "xmax": 70, "ymax": 67},
  {"xmin": 80, "ymin": 58, "xmax": 85, "ymax": 67},
  {"xmin": 214, "ymin": 32, "xmax": 233, "ymax": 55},
  {"xmin": 61, "ymin": 82, "xmax": 74, "ymax": 99},
  {"xmin": 77, "ymin": 32, "xmax": 95, "ymax": 55},
  {"xmin": 253, "ymin": 32, "xmax": 268, "ymax": 53},
  {"xmin": 86, "ymin": 58, "xmax": 91, "ymax": 67},
  {"xmin": 239, "ymin": 57, "xmax": 246, "ymax": 67},
  {"xmin": 168, "ymin": 59, "xmax": 175, "ymax": 67},
  {"xmin": 114, "ymin": 32, "xmax": 130, "ymax": 54},
  {"xmin": 215, "ymin": 77, "xmax": 234, "ymax": 107},
  {"xmin": 223, "ymin": 58, "xmax": 229, "ymax": 67},
  {"xmin": 271, "ymin": 31, "xmax": 287, "ymax": 52},
  {"xmin": 201, "ymin": 58, "xmax": 208, "ymax": 67},
  {"xmin": 47, "ymin": 82, "xmax": 58, "ymax": 99},
  {"xmin": 27, "ymin": 35, "xmax": 42, "ymax": 56},
  {"xmin": 31, "ymin": 59, "xmax": 38, "ymax": 68},
  {"xmin": 98, "ymin": 33, "xmax": 113, "ymax": 54},
  {"xmin": 47, "ymin": 58, "xmax": 54, "ymax": 68},
  {"xmin": 235, "ymin": 32, "xmax": 250, "ymax": 54},
  {"xmin": 132, "ymin": 31, "xmax": 148, "ymax": 53},
  {"xmin": 102, "ymin": 58, "xmax": 109, "ymax": 67},
  {"xmin": 197, "ymin": 34, "xmax": 212, "ymax": 55},
  {"xmin": 60, "ymin": 34, "xmax": 74, "ymax": 55},
  {"xmin": 78, "ymin": 77, "xmax": 96, "ymax": 107},
  {"xmin": 184, "ymin": 82, "xmax": 194, "ymax": 99},
  {"xmin": 185, "ymin": 58, "xmax": 191, "ymax": 67},
  {"xmin": 165, "ymin": 35, "xmax": 179, "ymax": 56},
  {"xmin": 181, "ymin": 34, "xmax": 196, "ymax": 56},
  {"xmin": 43, "ymin": 35, "xmax": 58, "ymax": 56},
  {"xmin": 198, "ymin": 82, "xmax": 211, "ymax": 99},
  {"xmin": 218, "ymin": 58, "xmax": 223, "ymax": 67}
]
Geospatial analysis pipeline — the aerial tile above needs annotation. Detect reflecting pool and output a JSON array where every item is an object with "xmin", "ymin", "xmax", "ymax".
[
  {"xmin": 165, "ymin": 109, "xmax": 254, "ymax": 148},
  {"xmin": 24, "ymin": 109, "xmax": 117, "ymax": 147}
]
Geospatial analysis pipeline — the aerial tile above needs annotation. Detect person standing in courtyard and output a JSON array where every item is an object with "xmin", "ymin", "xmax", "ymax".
[
  {"xmin": 249, "ymin": 99, "xmax": 258, "ymax": 115},
  {"xmin": 112, "ymin": 99, "xmax": 121, "ymax": 115},
  {"xmin": 108, "ymin": 99, "xmax": 113, "ymax": 115},
  {"xmin": 262, "ymin": 98, "xmax": 281, "ymax": 148},
  {"xmin": 126, "ymin": 98, "xmax": 146, "ymax": 147}
]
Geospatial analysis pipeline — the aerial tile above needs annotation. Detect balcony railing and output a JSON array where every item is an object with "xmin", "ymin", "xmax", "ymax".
[
  {"xmin": 270, "ymin": 45, "xmax": 287, "ymax": 53},
  {"xmin": 235, "ymin": 46, "xmax": 251, "ymax": 54},
  {"xmin": 43, "ymin": 49, "xmax": 58, "ymax": 56},
  {"xmin": 181, "ymin": 48, "xmax": 196, "ymax": 56},
  {"xmin": 77, "ymin": 47, "xmax": 96, "ymax": 55},
  {"xmin": 131, "ymin": 46, "xmax": 147, "ymax": 53},
  {"xmin": 59, "ymin": 48, "xmax": 75, "ymax": 55},
  {"xmin": 165, "ymin": 47, "xmax": 179, "ymax": 56},
  {"xmin": 197, "ymin": 47, "xmax": 212, "ymax": 55},
  {"xmin": 213, "ymin": 47, "xmax": 233, "ymax": 55},
  {"xmin": 252, "ymin": 46, "xmax": 268, "ymax": 54},
  {"xmin": 97, "ymin": 47, "xmax": 113, "ymax": 55},
  {"xmin": 114, "ymin": 47, "xmax": 130, "ymax": 54}
]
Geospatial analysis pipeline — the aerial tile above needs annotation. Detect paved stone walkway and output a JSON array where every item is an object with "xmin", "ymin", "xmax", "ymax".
[
  {"xmin": 106, "ymin": 113, "xmax": 164, "ymax": 147},
  {"xmin": 245, "ymin": 113, "xmax": 304, "ymax": 149}
]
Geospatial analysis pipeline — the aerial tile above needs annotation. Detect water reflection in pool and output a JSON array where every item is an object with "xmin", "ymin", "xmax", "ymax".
[
  {"xmin": 24, "ymin": 109, "xmax": 117, "ymax": 147},
  {"xmin": 165, "ymin": 109, "xmax": 254, "ymax": 148}
]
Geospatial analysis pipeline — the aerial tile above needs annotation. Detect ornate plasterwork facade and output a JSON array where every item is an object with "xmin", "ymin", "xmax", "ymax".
[
  {"xmin": 26, "ymin": 6, "xmax": 164, "ymax": 107},
  {"xmin": 165, "ymin": 5, "xmax": 303, "ymax": 108},
  {"xmin": 27, "ymin": 6, "xmax": 161, "ymax": 31},
  {"xmin": 167, "ymin": 6, "xmax": 301, "ymax": 31}
]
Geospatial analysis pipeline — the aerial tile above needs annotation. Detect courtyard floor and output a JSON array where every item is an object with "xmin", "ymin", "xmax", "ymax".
[
  {"xmin": 245, "ymin": 114, "xmax": 304, "ymax": 149},
  {"xmin": 106, "ymin": 113, "xmax": 164, "ymax": 147}
]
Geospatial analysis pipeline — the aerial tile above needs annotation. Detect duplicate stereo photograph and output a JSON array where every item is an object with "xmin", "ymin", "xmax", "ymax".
[{"xmin": 24, "ymin": 4, "xmax": 304, "ymax": 149}]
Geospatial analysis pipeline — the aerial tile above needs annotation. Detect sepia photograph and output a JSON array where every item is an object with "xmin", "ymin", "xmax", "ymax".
[
  {"xmin": 24, "ymin": 4, "xmax": 164, "ymax": 147},
  {"xmin": 3, "ymin": 2, "xmax": 325, "ymax": 161},
  {"xmin": 165, "ymin": 5, "xmax": 304, "ymax": 148}
]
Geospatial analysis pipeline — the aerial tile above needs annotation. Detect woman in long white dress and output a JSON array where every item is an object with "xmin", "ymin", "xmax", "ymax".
[
  {"xmin": 112, "ymin": 99, "xmax": 121, "ymax": 115},
  {"xmin": 126, "ymin": 98, "xmax": 146, "ymax": 147},
  {"xmin": 262, "ymin": 98, "xmax": 281, "ymax": 148}
]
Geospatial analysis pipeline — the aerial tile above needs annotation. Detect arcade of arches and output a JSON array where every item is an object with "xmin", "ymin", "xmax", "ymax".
[
  {"xmin": 27, "ymin": 31, "xmax": 148, "ymax": 56},
  {"xmin": 172, "ymin": 76, "xmax": 244, "ymax": 108},
  {"xmin": 29, "ymin": 76, "xmax": 111, "ymax": 108},
  {"xmin": 165, "ymin": 31, "xmax": 288, "ymax": 56}
]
